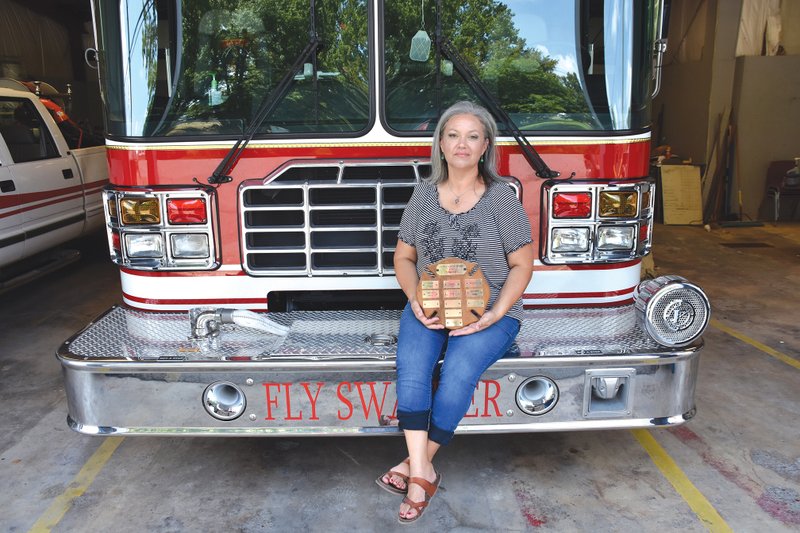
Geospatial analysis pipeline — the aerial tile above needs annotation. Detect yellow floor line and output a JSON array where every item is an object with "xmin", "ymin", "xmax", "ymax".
[
  {"xmin": 28, "ymin": 437, "xmax": 124, "ymax": 533},
  {"xmin": 711, "ymin": 319, "xmax": 800, "ymax": 370},
  {"xmin": 632, "ymin": 429, "xmax": 732, "ymax": 533}
]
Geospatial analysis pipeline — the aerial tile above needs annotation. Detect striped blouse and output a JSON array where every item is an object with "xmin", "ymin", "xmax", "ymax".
[{"xmin": 397, "ymin": 180, "xmax": 533, "ymax": 321}]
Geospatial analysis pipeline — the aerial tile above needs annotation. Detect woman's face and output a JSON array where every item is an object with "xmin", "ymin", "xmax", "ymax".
[{"xmin": 439, "ymin": 114, "xmax": 489, "ymax": 172}]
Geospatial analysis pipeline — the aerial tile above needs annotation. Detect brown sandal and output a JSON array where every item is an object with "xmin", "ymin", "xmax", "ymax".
[
  {"xmin": 375, "ymin": 458, "xmax": 410, "ymax": 495},
  {"xmin": 398, "ymin": 472, "xmax": 442, "ymax": 524}
]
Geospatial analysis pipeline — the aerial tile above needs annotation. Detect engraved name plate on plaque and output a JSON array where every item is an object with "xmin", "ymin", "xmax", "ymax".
[{"xmin": 415, "ymin": 257, "xmax": 490, "ymax": 328}]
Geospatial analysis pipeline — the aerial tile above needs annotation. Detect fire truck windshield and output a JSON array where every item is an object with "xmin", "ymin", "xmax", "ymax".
[
  {"xmin": 95, "ymin": 0, "xmax": 369, "ymax": 138},
  {"xmin": 94, "ymin": 0, "xmax": 660, "ymax": 139}
]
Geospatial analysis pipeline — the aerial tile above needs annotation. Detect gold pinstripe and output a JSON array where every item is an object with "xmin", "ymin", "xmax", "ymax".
[{"xmin": 106, "ymin": 137, "xmax": 649, "ymax": 151}]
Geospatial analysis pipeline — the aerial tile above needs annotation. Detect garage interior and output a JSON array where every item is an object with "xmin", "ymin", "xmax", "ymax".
[{"xmin": 1, "ymin": 0, "xmax": 798, "ymax": 531}]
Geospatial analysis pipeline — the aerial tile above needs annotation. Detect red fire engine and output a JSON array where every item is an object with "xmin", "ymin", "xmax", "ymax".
[{"xmin": 58, "ymin": 0, "xmax": 710, "ymax": 436}]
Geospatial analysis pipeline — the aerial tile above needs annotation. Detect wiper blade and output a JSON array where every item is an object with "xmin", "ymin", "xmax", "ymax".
[
  {"xmin": 437, "ymin": 38, "xmax": 559, "ymax": 179},
  {"xmin": 208, "ymin": 36, "xmax": 321, "ymax": 184}
]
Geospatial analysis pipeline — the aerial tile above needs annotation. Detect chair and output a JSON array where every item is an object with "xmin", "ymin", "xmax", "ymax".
[{"xmin": 765, "ymin": 160, "xmax": 800, "ymax": 222}]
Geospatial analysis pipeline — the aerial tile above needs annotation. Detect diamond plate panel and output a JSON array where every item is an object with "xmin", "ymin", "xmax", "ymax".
[{"xmin": 64, "ymin": 305, "xmax": 665, "ymax": 362}]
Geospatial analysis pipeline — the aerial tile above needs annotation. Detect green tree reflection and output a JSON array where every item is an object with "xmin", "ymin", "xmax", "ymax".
[{"xmin": 384, "ymin": 0, "xmax": 591, "ymax": 131}]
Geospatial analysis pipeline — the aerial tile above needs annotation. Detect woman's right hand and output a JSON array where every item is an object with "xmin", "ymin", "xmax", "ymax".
[{"xmin": 410, "ymin": 299, "xmax": 444, "ymax": 329}]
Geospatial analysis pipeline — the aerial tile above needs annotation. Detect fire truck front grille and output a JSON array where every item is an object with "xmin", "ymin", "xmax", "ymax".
[{"xmin": 241, "ymin": 162, "xmax": 427, "ymax": 276}]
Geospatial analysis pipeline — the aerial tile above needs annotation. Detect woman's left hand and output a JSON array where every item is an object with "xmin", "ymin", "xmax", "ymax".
[{"xmin": 448, "ymin": 309, "xmax": 499, "ymax": 337}]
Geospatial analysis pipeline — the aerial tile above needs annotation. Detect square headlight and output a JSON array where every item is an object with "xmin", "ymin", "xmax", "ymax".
[
  {"xmin": 552, "ymin": 227, "xmax": 590, "ymax": 252},
  {"xmin": 597, "ymin": 226, "xmax": 635, "ymax": 250},
  {"xmin": 125, "ymin": 233, "xmax": 164, "ymax": 258},
  {"xmin": 171, "ymin": 233, "xmax": 210, "ymax": 258}
]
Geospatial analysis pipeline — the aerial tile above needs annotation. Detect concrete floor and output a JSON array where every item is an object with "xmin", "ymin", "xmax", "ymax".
[{"xmin": 1, "ymin": 223, "xmax": 798, "ymax": 532}]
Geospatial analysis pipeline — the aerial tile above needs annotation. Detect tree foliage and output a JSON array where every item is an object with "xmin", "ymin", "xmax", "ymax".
[
  {"xmin": 384, "ymin": 0, "xmax": 591, "ymax": 129},
  {"xmin": 126, "ymin": 0, "xmax": 592, "ymax": 135}
]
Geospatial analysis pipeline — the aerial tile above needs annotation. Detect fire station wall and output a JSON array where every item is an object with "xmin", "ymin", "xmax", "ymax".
[
  {"xmin": 732, "ymin": 55, "xmax": 800, "ymax": 220},
  {"xmin": 0, "ymin": 0, "xmax": 71, "ymax": 81},
  {"xmin": 0, "ymin": 0, "xmax": 102, "ymax": 138},
  {"xmin": 653, "ymin": 0, "xmax": 716, "ymax": 164},
  {"xmin": 656, "ymin": 0, "xmax": 800, "ymax": 222}
]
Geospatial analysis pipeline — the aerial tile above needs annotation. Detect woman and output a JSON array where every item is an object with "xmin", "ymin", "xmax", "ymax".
[{"xmin": 377, "ymin": 101, "xmax": 534, "ymax": 523}]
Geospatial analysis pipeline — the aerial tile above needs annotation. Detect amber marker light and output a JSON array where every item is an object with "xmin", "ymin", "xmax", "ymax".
[
  {"xmin": 120, "ymin": 197, "xmax": 161, "ymax": 225},
  {"xmin": 599, "ymin": 191, "xmax": 638, "ymax": 217},
  {"xmin": 167, "ymin": 198, "xmax": 207, "ymax": 224},
  {"xmin": 106, "ymin": 198, "xmax": 118, "ymax": 219},
  {"xmin": 553, "ymin": 192, "xmax": 592, "ymax": 218},
  {"xmin": 641, "ymin": 190, "xmax": 651, "ymax": 210}
]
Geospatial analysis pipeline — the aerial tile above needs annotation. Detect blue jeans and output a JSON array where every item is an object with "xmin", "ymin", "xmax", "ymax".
[{"xmin": 395, "ymin": 303, "xmax": 520, "ymax": 445}]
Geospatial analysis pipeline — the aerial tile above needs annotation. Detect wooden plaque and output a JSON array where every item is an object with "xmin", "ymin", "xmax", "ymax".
[{"xmin": 416, "ymin": 257, "xmax": 490, "ymax": 329}]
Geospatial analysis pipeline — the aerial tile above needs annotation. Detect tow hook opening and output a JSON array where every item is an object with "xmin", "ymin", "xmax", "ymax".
[{"xmin": 583, "ymin": 369, "xmax": 635, "ymax": 418}]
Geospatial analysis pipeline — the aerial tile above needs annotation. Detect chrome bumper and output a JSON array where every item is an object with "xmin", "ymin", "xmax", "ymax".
[{"xmin": 58, "ymin": 306, "xmax": 701, "ymax": 436}]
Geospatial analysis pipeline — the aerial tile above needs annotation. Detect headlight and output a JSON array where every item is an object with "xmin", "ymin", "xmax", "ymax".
[
  {"xmin": 552, "ymin": 227, "xmax": 590, "ymax": 252},
  {"xmin": 597, "ymin": 226, "xmax": 635, "ymax": 250},
  {"xmin": 171, "ymin": 233, "xmax": 210, "ymax": 258},
  {"xmin": 599, "ymin": 191, "xmax": 638, "ymax": 217},
  {"xmin": 105, "ymin": 188, "xmax": 216, "ymax": 271},
  {"xmin": 120, "ymin": 197, "xmax": 161, "ymax": 224},
  {"xmin": 125, "ymin": 233, "xmax": 164, "ymax": 258}
]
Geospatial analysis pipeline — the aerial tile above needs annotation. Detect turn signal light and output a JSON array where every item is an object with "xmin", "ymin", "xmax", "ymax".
[
  {"xmin": 120, "ymin": 198, "xmax": 161, "ymax": 225},
  {"xmin": 599, "ymin": 191, "xmax": 638, "ymax": 217},
  {"xmin": 167, "ymin": 198, "xmax": 207, "ymax": 224},
  {"xmin": 553, "ymin": 192, "xmax": 591, "ymax": 218}
]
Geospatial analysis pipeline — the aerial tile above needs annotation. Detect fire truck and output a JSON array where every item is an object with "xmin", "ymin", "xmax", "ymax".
[{"xmin": 58, "ymin": 0, "xmax": 711, "ymax": 437}]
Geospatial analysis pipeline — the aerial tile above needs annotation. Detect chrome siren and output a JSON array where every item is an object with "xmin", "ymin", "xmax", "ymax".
[{"xmin": 635, "ymin": 275, "xmax": 710, "ymax": 347}]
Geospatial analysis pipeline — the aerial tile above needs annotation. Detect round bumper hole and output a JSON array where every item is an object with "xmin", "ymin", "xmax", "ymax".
[
  {"xmin": 516, "ymin": 376, "xmax": 559, "ymax": 416},
  {"xmin": 203, "ymin": 381, "xmax": 246, "ymax": 421}
]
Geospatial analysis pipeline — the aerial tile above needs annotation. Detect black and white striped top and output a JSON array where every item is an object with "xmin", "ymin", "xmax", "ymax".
[{"xmin": 397, "ymin": 180, "xmax": 533, "ymax": 321}]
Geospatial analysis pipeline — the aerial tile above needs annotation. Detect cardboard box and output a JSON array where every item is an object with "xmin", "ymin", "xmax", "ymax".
[{"xmin": 660, "ymin": 165, "xmax": 703, "ymax": 225}]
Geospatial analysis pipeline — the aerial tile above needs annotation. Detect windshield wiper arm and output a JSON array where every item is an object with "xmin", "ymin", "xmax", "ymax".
[
  {"xmin": 434, "ymin": 37, "xmax": 560, "ymax": 179},
  {"xmin": 208, "ymin": 38, "xmax": 321, "ymax": 184}
]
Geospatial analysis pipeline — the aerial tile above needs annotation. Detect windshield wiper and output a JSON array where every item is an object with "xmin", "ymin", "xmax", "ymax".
[
  {"xmin": 432, "ymin": 2, "xmax": 560, "ymax": 179},
  {"xmin": 436, "ymin": 39, "xmax": 559, "ymax": 179},
  {"xmin": 208, "ymin": 3, "xmax": 321, "ymax": 184}
]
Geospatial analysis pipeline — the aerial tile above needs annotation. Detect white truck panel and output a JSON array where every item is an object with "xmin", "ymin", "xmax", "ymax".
[{"xmin": 0, "ymin": 86, "xmax": 108, "ymax": 271}]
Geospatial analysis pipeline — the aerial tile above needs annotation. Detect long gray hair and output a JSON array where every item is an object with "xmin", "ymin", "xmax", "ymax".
[{"xmin": 427, "ymin": 101, "xmax": 505, "ymax": 186}]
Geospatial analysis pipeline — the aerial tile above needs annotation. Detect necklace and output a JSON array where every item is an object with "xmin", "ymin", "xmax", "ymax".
[{"xmin": 447, "ymin": 179, "xmax": 477, "ymax": 205}]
